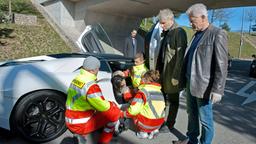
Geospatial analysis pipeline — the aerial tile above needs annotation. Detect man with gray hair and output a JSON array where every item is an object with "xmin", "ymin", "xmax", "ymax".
[
  {"xmin": 156, "ymin": 8, "xmax": 187, "ymax": 133},
  {"xmin": 174, "ymin": 3, "xmax": 228, "ymax": 144},
  {"xmin": 65, "ymin": 56, "xmax": 121, "ymax": 144}
]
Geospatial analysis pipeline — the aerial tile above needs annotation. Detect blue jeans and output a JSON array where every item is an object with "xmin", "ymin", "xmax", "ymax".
[{"xmin": 186, "ymin": 83, "xmax": 214, "ymax": 144}]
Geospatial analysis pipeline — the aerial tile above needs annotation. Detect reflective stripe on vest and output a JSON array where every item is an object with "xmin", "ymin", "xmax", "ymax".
[
  {"xmin": 66, "ymin": 69, "xmax": 97, "ymax": 111},
  {"xmin": 131, "ymin": 64, "xmax": 148, "ymax": 88},
  {"xmin": 65, "ymin": 117, "xmax": 90, "ymax": 124},
  {"xmin": 138, "ymin": 121, "xmax": 161, "ymax": 130},
  {"xmin": 87, "ymin": 92, "xmax": 102, "ymax": 98},
  {"xmin": 67, "ymin": 80, "xmax": 95, "ymax": 110},
  {"xmin": 132, "ymin": 98, "xmax": 144, "ymax": 103},
  {"xmin": 139, "ymin": 84, "xmax": 165, "ymax": 119}
]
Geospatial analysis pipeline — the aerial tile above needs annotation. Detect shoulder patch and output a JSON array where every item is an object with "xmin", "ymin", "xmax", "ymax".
[{"xmin": 72, "ymin": 79, "xmax": 85, "ymax": 89}]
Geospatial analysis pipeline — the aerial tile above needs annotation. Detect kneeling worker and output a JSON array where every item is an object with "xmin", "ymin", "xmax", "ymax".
[
  {"xmin": 121, "ymin": 70, "xmax": 166, "ymax": 139},
  {"xmin": 65, "ymin": 56, "xmax": 121, "ymax": 144}
]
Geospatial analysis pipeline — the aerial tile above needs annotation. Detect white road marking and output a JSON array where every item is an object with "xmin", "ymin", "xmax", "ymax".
[{"xmin": 236, "ymin": 81, "xmax": 256, "ymax": 105}]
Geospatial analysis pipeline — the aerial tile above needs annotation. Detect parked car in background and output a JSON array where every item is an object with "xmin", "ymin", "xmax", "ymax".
[{"xmin": 249, "ymin": 54, "xmax": 256, "ymax": 78}]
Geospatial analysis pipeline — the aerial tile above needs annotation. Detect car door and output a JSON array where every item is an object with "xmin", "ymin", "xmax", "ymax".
[
  {"xmin": 77, "ymin": 24, "xmax": 123, "ymax": 55},
  {"xmin": 76, "ymin": 24, "xmax": 105, "ymax": 53},
  {"xmin": 144, "ymin": 21, "xmax": 162, "ymax": 70}
]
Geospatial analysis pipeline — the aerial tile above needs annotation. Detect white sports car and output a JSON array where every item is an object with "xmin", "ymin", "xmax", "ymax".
[
  {"xmin": 0, "ymin": 20, "xmax": 161, "ymax": 142},
  {"xmin": 0, "ymin": 53, "xmax": 133, "ymax": 143}
]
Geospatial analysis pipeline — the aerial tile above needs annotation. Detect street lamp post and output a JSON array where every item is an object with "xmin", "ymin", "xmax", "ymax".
[{"xmin": 238, "ymin": 8, "xmax": 245, "ymax": 59}]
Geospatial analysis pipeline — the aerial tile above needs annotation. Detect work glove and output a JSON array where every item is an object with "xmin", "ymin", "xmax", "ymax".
[
  {"xmin": 210, "ymin": 92, "xmax": 222, "ymax": 104},
  {"xmin": 171, "ymin": 78, "xmax": 179, "ymax": 86}
]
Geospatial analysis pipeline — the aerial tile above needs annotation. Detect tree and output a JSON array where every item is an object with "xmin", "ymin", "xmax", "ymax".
[
  {"xmin": 209, "ymin": 9, "xmax": 231, "ymax": 27},
  {"xmin": 245, "ymin": 8, "xmax": 256, "ymax": 34},
  {"xmin": 220, "ymin": 22, "xmax": 231, "ymax": 31}
]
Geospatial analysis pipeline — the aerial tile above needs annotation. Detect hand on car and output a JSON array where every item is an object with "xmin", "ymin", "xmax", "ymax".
[
  {"xmin": 171, "ymin": 78, "xmax": 179, "ymax": 86},
  {"xmin": 210, "ymin": 92, "xmax": 222, "ymax": 104}
]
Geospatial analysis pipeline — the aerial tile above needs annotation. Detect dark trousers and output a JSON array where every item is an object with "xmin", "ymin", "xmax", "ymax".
[{"xmin": 165, "ymin": 93, "xmax": 179, "ymax": 128}]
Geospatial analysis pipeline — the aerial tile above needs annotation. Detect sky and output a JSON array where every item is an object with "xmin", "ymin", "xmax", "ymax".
[{"xmin": 175, "ymin": 6, "xmax": 256, "ymax": 32}]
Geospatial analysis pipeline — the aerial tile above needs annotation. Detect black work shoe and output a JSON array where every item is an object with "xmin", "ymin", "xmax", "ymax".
[
  {"xmin": 159, "ymin": 125, "xmax": 170, "ymax": 133},
  {"xmin": 73, "ymin": 134, "xmax": 87, "ymax": 144}
]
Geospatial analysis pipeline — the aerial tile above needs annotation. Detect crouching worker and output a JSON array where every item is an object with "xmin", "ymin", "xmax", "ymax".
[
  {"xmin": 65, "ymin": 56, "xmax": 121, "ymax": 144},
  {"xmin": 121, "ymin": 70, "xmax": 166, "ymax": 139}
]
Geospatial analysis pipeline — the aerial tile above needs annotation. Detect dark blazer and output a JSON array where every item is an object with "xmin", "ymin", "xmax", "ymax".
[
  {"xmin": 124, "ymin": 36, "xmax": 137, "ymax": 58},
  {"xmin": 181, "ymin": 25, "xmax": 228, "ymax": 99}
]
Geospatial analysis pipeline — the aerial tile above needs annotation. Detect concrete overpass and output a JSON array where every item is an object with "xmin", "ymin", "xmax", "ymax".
[{"xmin": 34, "ymin": 0, "xmax": 256, "ymax": 53}]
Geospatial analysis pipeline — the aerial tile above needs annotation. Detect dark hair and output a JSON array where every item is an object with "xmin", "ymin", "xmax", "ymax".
[
  {"xmin": 111, "ymin": 75, "xmax": 125, "ymax": 90},
  {"xmin": 142, "ymin": 70, "xmax": 160, "ymax": 83}
]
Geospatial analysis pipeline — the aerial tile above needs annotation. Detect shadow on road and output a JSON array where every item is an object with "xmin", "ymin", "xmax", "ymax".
[
  {"xmin": 170, "ymin": 128, "xmax": 187, "ymax": 140},
  {"xmin": 214, "ymin": 59, "xmax": 256, "ymax": 140}
]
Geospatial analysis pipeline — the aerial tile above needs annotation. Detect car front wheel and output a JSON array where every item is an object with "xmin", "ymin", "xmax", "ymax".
[{"xmin": 11, "ymin": 90, "xmax": 67, "ymax": 143}]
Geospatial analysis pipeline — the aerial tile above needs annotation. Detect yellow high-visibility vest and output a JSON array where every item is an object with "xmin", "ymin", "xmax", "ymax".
[
  {"xmin": 66, "ymin": 69, "xmax": 110, "ymax": 112},
  {"xmin": 131, "ymin": 64, "xmax": 148, "ymax": 88},
  {"xmin": 128, "ymin": 84, "xmax": 165, "ymax": 119}
]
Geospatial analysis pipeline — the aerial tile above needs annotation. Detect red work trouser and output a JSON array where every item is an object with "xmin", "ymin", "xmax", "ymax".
[
  {"xmin": 66, "ymin": 111, "xmax": 118, "ymax": 144},
  {"xmin": 133, "ymin": 114, "xmax": 165, "ymax": 133}
]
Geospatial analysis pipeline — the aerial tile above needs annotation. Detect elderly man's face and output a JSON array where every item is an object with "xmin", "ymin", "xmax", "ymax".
[
  {"xmin": 160, "ymin": 18, "xmax": 174, "ymax": 31},
  {"xmin": 189, "ymin": 15, "xmax": 207, "ymax": 31}
]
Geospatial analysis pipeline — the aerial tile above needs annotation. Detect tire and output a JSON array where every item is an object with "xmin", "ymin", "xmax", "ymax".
[{"xmin": 11, "ymin": 90, "xmax": 67, "ymax": 143}]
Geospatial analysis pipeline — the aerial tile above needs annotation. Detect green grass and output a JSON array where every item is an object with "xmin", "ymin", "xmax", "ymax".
[
  {"xmin": 0, "ymin": 0, "xmax": 72, "ymax": 61},
  {"xmin": 0, "ymin": 19, "xmax": 72, "ymax": 61},
  {"xmin": 227, "ymin": 32, "xmax": 255, "ymax": 59}
]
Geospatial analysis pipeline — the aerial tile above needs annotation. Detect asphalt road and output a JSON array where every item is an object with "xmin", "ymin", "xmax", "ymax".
[{"xmin": 0, "ymin": 59, "xmax": 256, "ymax": 144}]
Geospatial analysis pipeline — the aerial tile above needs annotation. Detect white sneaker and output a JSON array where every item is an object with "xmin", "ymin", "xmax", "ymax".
[
  {"xmin": 136, "ymin": 131, "xmax": 148, "ymax": 139},
  {"xmin": 148, "ymin": 129, "xmax": 159, "ymax": 139}
]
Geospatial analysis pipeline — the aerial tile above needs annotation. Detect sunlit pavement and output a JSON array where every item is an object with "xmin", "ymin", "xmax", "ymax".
[{"xmin": 1, "ymin": 59, "xmax": 255, "ymax": 144}]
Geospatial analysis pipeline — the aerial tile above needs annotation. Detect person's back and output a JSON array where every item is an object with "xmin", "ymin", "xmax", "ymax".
[
  {"xmin": 121, "ymin": 70, "xmax": 165, "ymax": 139},
  {"xmin": 65, "ymin": 56, "xmax": 121, "ymax": 144}
]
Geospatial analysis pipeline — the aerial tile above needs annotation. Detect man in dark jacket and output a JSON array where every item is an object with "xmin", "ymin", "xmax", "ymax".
[
  {"xmin": 157, "ymin": 9, "xmax": 187, "ymax": 132},
  {"xmin": 124, "ymin": 29, "xmax": 137, "ymax": 58},
  {"xmin": 174, "ymin": 3, "xmax": 228, "ymax": 144}
]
